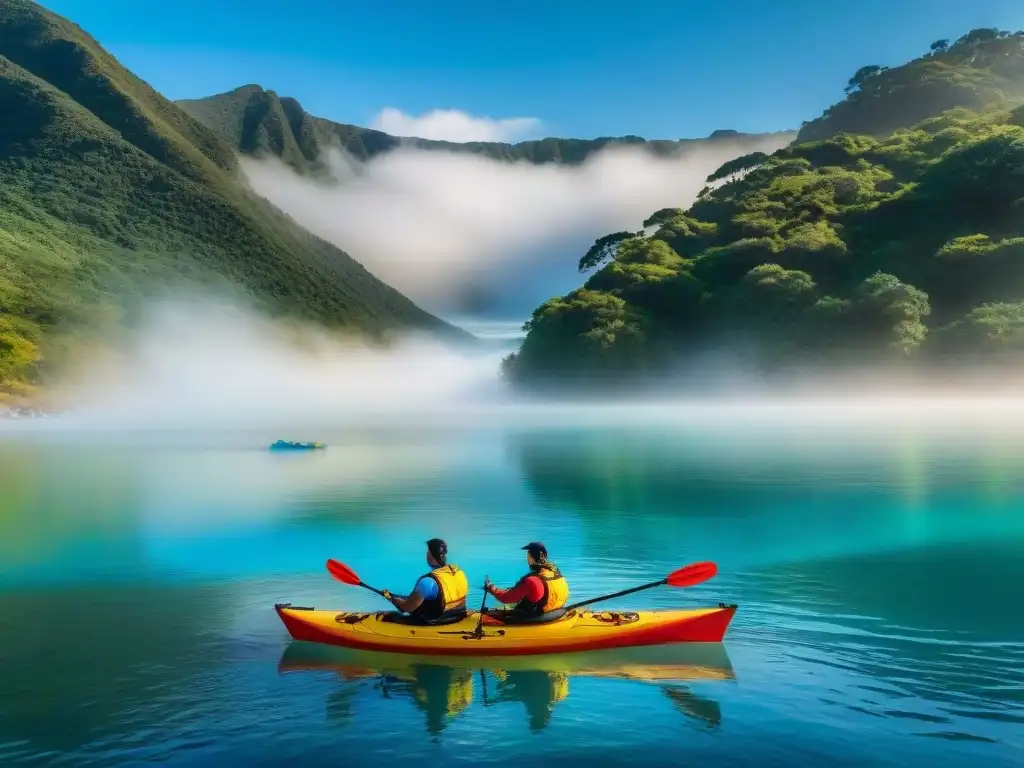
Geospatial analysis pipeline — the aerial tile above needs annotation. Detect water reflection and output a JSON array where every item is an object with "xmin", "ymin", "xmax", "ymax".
[
  {"xmin": 661, "ymin": 686, "xmax": 723, "ymax": 729},
  {"xmin": 330, "ymin": 665, "xmax": 475, "ymax": 736},
  {"xmin": 0, "ymin": 435, "xmax": 497, "ymax": 586},
  {"xmin": 0, "ymin": 583, "xmax": 234, "ymax": 756},
  {"xmin": 510, "ymin": 427, "xmax": 1024, "ymax": 570},
  {"xmin": 0, "ymin": 433, "xmax": 469, "ymax": 534},
  {"xmin": 511, "ymin": 425, "xmax": 1024, "ymax": 513},
  {"xmin": 0, "ymin": 444, "xmax": 148, "ymax": 584},
  {"xmin": 278, "ymin": 641, "xmax": 735, "ymax": 735},
  {"xmin": 742, "ymin": 542, "xmax": 1024, "ymax": 741},
  {"xmin": 486, "ymin": 669, "xmax": 567, "ymax": 731}
]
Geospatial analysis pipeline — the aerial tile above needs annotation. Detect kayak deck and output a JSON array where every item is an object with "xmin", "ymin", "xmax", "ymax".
[{"xmin": 275, "ymin": 602, "xmax": 737, "ymax": 656}]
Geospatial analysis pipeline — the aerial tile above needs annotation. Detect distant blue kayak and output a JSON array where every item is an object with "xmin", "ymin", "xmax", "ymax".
[{"xmin": 269, "ymin": 440, "xmax": 326, "ymax": 451}]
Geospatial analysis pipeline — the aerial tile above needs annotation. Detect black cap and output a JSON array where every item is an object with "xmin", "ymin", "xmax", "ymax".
[
  {"xmin": 522, "ymin": 541, "xmax": 547, "ymax": 560},
  {"xmin": 427, "ymin": 538, "xmax": 448, "ymax": 561}
]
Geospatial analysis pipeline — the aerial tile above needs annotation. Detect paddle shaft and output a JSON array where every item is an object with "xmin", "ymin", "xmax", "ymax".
[
  {"xmin": 473, "ymin": 575, "xmax": 489, "ymax": 638},
  {"xmin": 358, "ymin": 581, "xmax": 389, "ymax": 599},
  {"xmin": 563, "ymin": 577, "xmax": 666, "ymax": 612}
]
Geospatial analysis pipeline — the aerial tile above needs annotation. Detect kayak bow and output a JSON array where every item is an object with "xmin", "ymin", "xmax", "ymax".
[{"xmin": 274, "ymin": 603, "xmax": 737, "ymax": 656}]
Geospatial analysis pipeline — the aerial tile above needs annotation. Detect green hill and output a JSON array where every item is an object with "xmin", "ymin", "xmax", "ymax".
[
  {"xmin": 798, "ymin": 28, "xmax": 1024, "ymax": 142},
  {"xmin": 0, "ymin": 0, "xmax": 464, "ymax": 403},
  {"xmin": 179, "ymin": 85, "xmax": 795, "ymax": 174},
  {"xmin": 503, "ymin": 30, "xmax": 1024, "ymax": 391}
]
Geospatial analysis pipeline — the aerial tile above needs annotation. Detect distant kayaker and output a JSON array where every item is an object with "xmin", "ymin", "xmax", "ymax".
[
  {"xmin": 485, "ymin": 542, "xmax": 570, "ymax": 618},
  {"xmin": 382, "ymin": 538, "xmax": 469, "ymax": 621}
]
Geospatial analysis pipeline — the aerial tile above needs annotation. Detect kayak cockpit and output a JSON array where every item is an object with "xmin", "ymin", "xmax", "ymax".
[
  {"xmin": 482, "ymin": 608, "xmax": 568, "ymax": 625},
  {"xmin": 380, "ymin": 610, "xmax": 469, "ymax": 627}
]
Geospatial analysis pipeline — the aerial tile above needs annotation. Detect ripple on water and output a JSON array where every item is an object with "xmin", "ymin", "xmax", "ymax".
[{"xmin": 728, "ymin": 555, "xmax": 1024, "ymax": 753}]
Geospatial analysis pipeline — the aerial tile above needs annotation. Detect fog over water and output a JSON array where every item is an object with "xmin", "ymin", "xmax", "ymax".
[
  {"xmin": 7, "ymin": 130, "xmax": 1024, "ymax": 434},
  {"xmin": 4, "ymin": 296, "xmax": 1024, "ymax": 437}
]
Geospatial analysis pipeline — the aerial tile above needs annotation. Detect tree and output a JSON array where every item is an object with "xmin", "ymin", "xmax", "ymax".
[
  {"xmin": 731, "ymin": 264, "xmax": 817, "ymax": 330},
  {"xmin": 929, "ymin": 39, "xmax": 950, "ymax": 54},
  {"xmin": 614, "ymin": 237, "xmax": 681, "ymax": 266},
  {"xmin": 650, "ymin": 216, "xmax": 718, "ymax": 258},
  {"xmin": 577, "ymin": 231, "xmax": 635, "ymax": 273},
  {"xmin": 930, "ymin": 302, "xmax": 1024, "ymax": 359},
  {"xmin": 507, "ymin": 289, "xmax": 651, "ymax": 385},
  {"xmin": 584, "ymin": 238, "xmax": 682, "ymax": 294},
  {"xmin": 853, "ymin": 273, "xmax": 931, "ymax": 355},
  {"xmin": 915, "ymin": 129, "xmax": 1024, "ymax": 216},
  {"xmin": 738, "ymin": 264, "xmax": 816, "ymax": 303},
  {"xmin": 955, "ymin": 28, "xmax": 1005, "ymax": 46},
  {"xmin": 706, "ymin": 151, "xmax": 769, "ymax": 182},
  {"xmin": 642, "ymin": 208, "xmax": 685, "ymax": 228},
  {"xmin": 845, "ymin": 65, "xmax": 887, "ymax": 94}
]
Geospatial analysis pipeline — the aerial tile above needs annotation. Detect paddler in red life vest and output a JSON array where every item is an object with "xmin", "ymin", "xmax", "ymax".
[
  {"xmin": 382, "ymin": 538, "xmax": 469, "ymax": 621},
  {"xmin": 484, "ymin": 542, "xmax": 570, "ymax": 618}
]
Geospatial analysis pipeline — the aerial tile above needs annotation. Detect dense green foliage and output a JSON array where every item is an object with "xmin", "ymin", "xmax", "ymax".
[
  {"xmin": 798, "ymin": 28, "xmax": 1024, "ymax": 142},
  {"xmin": 504, "ymin": 30, "xmax": 1024, "ymax": 390},
  {"xmin": 0, "ymin": 0, "xmax": 463, "ymax": 400},
  {"xmin": 179, "ymin": 85, "xmax": 795, "ymax": 173}
]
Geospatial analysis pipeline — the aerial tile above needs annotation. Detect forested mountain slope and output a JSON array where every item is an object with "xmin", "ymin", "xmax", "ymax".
[
  {"xmin": 0, "ymin": 0, "xmax": 464, "ymax": 401},
  {"xmin": 503, "ymin": 30, "xmax": 1024, "ymax": 390}
]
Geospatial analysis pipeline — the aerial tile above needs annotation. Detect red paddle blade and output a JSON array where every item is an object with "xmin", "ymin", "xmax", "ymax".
[
  {"xmin": 326, "ymin": 558, "xmax": 362, "ymax": 586},
  {"xmin": 666, "ymin": 561, "xmax": 718, "ymax": 587}
]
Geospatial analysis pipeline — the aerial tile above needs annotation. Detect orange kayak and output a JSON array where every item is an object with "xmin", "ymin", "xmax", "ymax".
[{"xmin": 275, "ymin": 602, "xmax": 738, "ymax": 656}]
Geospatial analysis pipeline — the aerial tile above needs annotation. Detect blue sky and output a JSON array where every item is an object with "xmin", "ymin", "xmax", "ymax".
[{"xmin": 42, "ymin": 0, "xmax": 1024, "ymax": 140}]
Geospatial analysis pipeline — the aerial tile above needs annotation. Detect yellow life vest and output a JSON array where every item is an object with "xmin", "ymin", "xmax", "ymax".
[
  {"xmin": 416, "ymin": 563, "xmax": 468, "ymax": 619},
  {"xmin": 515, "ymin": 563, "xmax": 569, "ymax": 616}
]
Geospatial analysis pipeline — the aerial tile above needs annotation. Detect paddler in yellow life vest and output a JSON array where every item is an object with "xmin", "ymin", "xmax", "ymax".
[
  {"xmin": 383, "ymin": 538, "xmax": 469, "ymax": 621},
  {"xmin": 484, "ymin": 541, "xmax": 570, "ymax": 618}
]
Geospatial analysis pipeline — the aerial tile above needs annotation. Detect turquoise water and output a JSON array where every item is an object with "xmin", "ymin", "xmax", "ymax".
[{"xmin": 1, "ymin": 419, "xmax": 1023, "ymax": 766}]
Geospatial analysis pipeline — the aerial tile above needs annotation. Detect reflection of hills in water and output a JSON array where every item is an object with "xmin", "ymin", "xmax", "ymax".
[
  {"xmin": 513, "ymin": 426, "xmax": 1024, "ymax": 510},
  {"xmin": 0, "ymin": 436, "xmax": 489, "ymax": 586},
  {"xmin": 510, "ymin": 428, "xmax": 1024, "ymax": 568},
  {"xmin": 0, "ymin": 444, "xmax": 148, "ymax": 578},
  {"xmin": 278, "ymin": 641, "xmax": 734, "ymax": 735}
]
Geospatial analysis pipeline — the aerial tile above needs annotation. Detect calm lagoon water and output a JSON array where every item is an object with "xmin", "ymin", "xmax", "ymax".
[{"xmin": 1, "ymin": 416, "xmax": 1022, "ymax": 766}]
